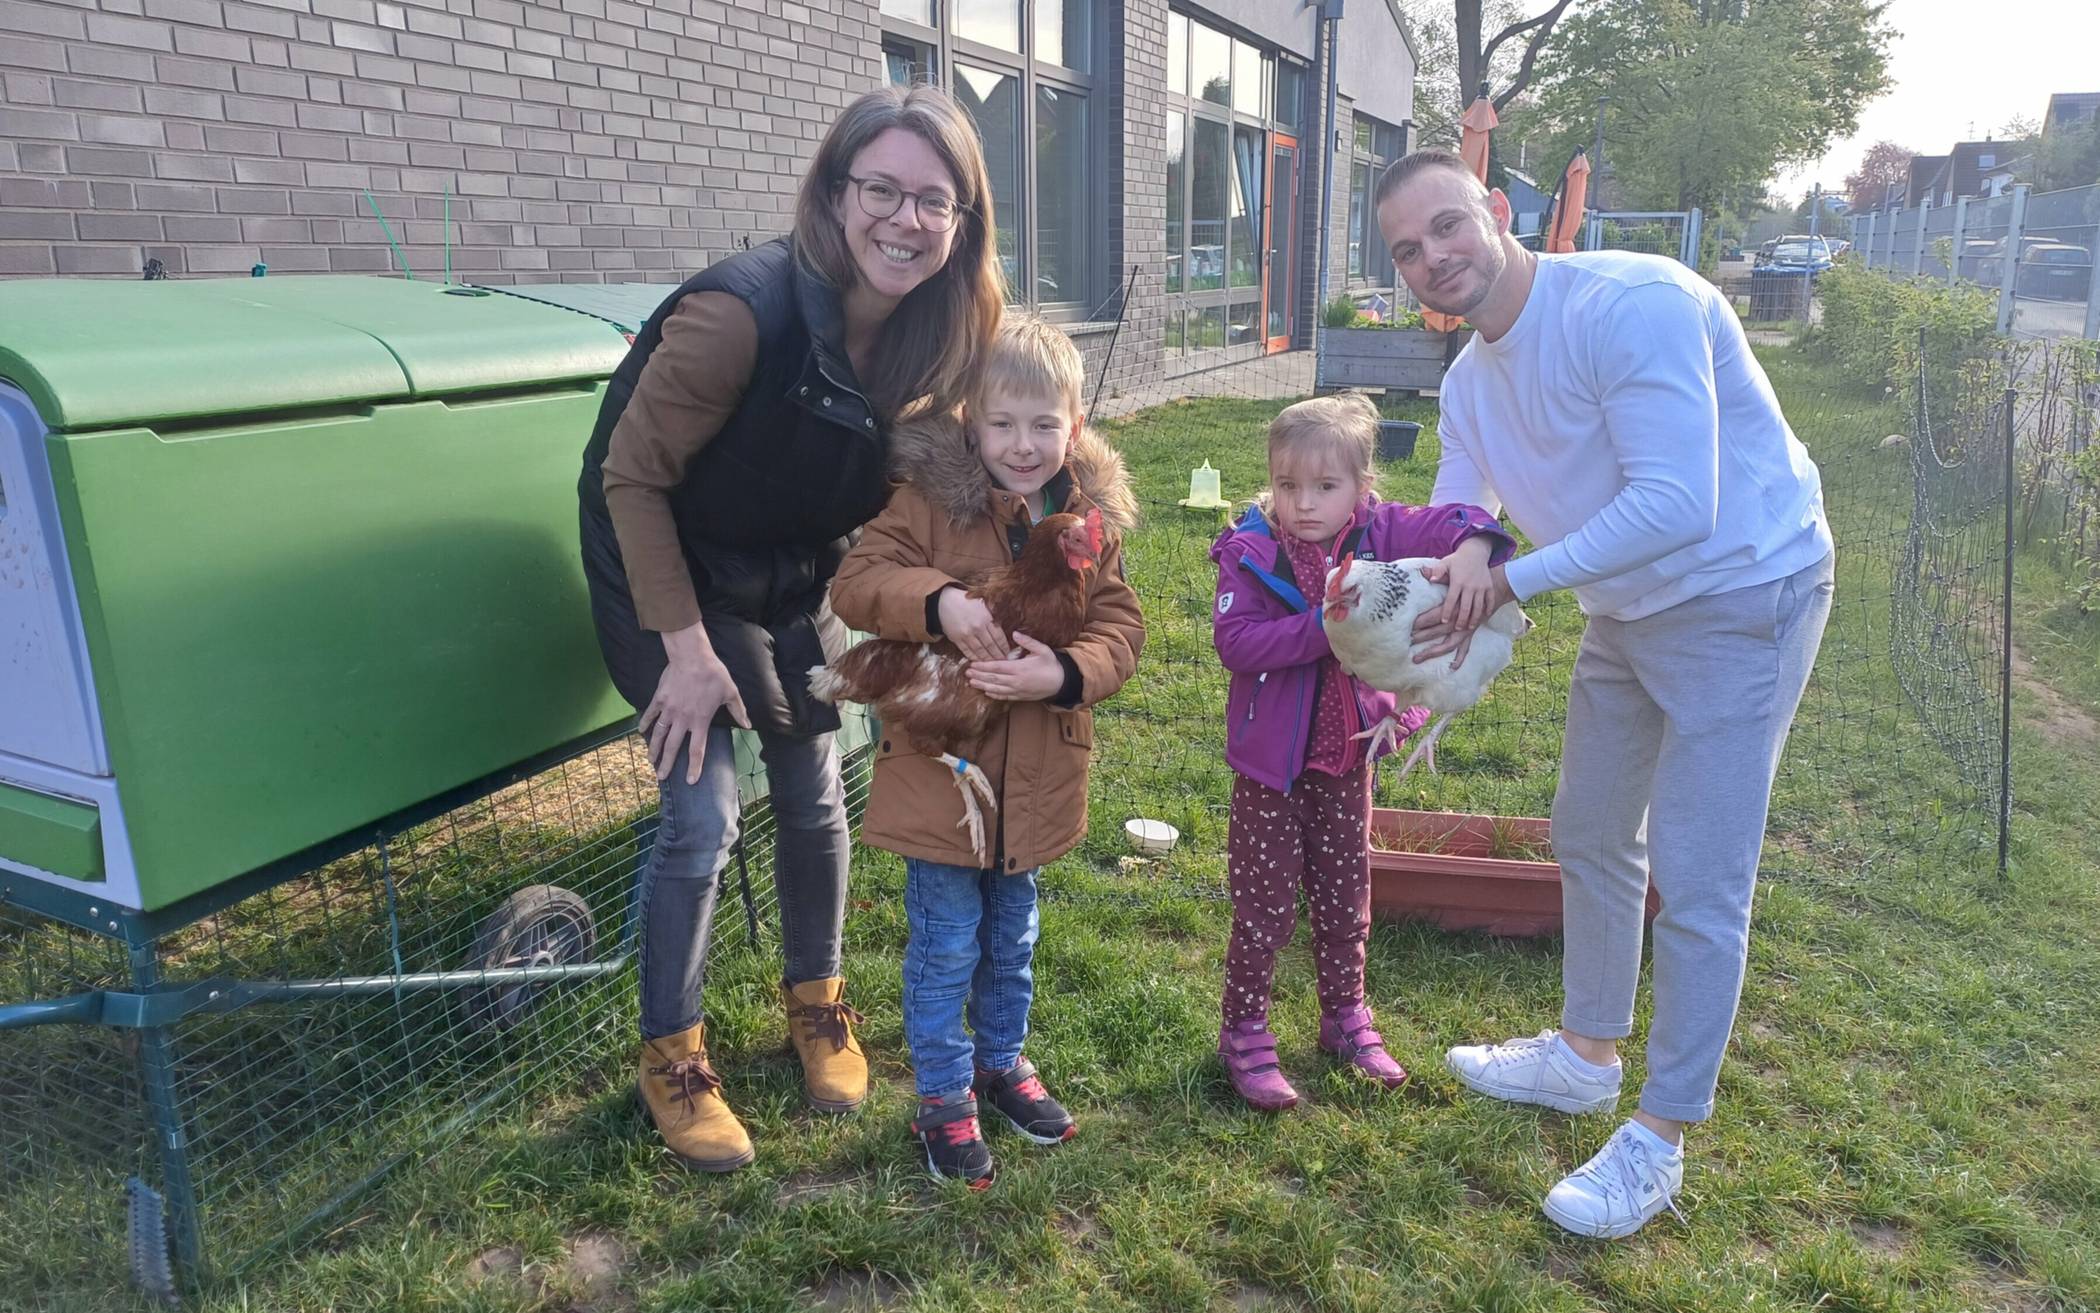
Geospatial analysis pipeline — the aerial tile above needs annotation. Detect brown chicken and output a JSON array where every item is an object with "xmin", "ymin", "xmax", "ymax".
[{"xmin": 808, "ymin": 507, "xmax": 1106, "ymax": 862}]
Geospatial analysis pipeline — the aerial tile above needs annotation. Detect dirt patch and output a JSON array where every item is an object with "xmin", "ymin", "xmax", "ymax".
[
  {"xmin": 563, "ymin": 1233, "xmax": 630, "ymax": 1308},
  {"xmin": 807, "ymin": 1271, "xmax": 906, "ymax": 1311},
  {"xmin": 1229, "ymin": 1283, "xmax": 1295, "ymax": 1312},
  {"xmin": 2011, "ymin": 648, "xmax": 2100, "ymax": 750},
  {"xmin": 1054, "ymin": 1209, "xmax": 1103, "ymax": 1247},
  {"xmin": 1850, "ymin": 1219, "xmax": 1907, "ymax": 1258},
  {"xmin": 466, "ymin": 1245, "xmax": 526, "ymax": 1286}
]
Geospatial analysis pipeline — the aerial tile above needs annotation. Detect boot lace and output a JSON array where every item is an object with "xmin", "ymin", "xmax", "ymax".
[
  {"xmin": 648, "ymin": 1055, "xmax": 723, "ymax": 1112},
  {"xmin": 791, "ymin": 999, "xmax": 866, "ymax": 1051}
]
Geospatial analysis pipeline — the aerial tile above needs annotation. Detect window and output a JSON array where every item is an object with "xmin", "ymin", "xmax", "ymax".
[
  {"xmin": 884, "ymin": 35, "xmax": 936, "ymax": 86},
  {"xmin": 885, "ymin": 0, "xmax": 1097, "ymax": 312},
  {"xmin": 1192, "ymin": 21, "xmax": 1230, "ymax": 106},
  {"xmin": 956, "ymin": 0, "xmax": 1020, "ymax": 51},
  {"xmin": 1349, "ymin": 113, "xmax": 1401, "ymax": 285},
  {"xmin": 1035, "ymin": 84, "xmax": 1088, "ymax": 305},
  {"xmin": 1274, "ymin": 61, "xmax": 1305, "ymax": 133},
  {"xmin": 1165, "ymin": 109, "xmax": 1185, "ymax": 292},
  {"xmin": 957, "ymin": 63, "xmax": 1022, "ymax": 298},
  {"xmin": 1161, "ymin": 12, "xmax": 1299, "ymax": 361}
]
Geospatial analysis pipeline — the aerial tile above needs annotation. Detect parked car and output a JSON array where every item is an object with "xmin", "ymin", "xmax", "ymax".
[
  {"xmin": 2014, "ymin": 242, "xmax": 2092, "ymax": 301},
  {"xmin": 1969, "ymin": 235, "xmax": 2071, "ymax": 290},
  {"xmin": 1758, "ymin": 238, "xmax": 1835, "ymax": 273}
]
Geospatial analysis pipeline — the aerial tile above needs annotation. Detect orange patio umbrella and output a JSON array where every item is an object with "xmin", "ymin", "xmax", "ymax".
[
  {"xmin": 1422, "ymin": 85, "xmax": 1501, "ymax": 332},
  {"xmin": 1546, "ymin": 148, "xmax": 1592, "ymax": 254}
]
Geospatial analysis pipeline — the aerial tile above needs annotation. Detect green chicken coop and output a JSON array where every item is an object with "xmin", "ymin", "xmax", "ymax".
[{"xmin": 0, "ymin": 276, "xmax": 859, "ymax": 1304}]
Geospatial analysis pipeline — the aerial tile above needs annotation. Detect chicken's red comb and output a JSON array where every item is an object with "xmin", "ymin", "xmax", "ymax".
[
  {"xmin": 1084, "ymin": 505, "xmax": 1104, "ymax": 555},
  {"xmin": 1324, "ymin": 552, "xmax": 1355, "ymax": 605}
]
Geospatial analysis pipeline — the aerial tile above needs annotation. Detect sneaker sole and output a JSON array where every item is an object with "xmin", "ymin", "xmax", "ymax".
[
  {"xmin": 1540, "ymin": 1192, "xmax": 1664, "ymax": 1239},
  {"xmin": 980, "ymin": 1099, "xmax": 1077, "ymax": 1146},
  {"xmin": 1444, "ymin": 1055, "xmax": 1619, "ymax": 1115},
  {"xmin": 919, "ymin": 1140, "xmax": 994, "ymax": 1191}
]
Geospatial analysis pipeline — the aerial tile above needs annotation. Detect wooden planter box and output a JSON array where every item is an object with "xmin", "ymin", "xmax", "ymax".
[
  {"xmin": 1367, "ymin": 808, "xmax": 1661, "ymax": 938},
  {"xmin": 1317, "ymin": 326, "xmax": 1474, "ymax": 393}
]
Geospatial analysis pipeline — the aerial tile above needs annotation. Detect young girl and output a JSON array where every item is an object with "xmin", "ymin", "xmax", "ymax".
[
  {"xmin": 830, "ymin": 316, "xmax": 1144, "ymax": 1186},
  {"xmin": 1209, "ymin": 393, "xmax": 1514, "ymax": 1110}
]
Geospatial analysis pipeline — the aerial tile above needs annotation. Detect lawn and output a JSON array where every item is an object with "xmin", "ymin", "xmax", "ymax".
[{"xmin": 8, "ymin": 348, "xmax": 2100, "ymax": 1313}]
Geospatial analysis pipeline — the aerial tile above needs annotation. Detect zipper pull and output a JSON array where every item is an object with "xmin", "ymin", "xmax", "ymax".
[{"xmin": 1248, "ymin": 672, "xmax": 1265, "ymax": 720}]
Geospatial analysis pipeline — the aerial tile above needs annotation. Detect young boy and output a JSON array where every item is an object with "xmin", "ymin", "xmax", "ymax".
[{"xmin": 829, "ymin": 316, "xmax": 1145, "ymax": 1188}]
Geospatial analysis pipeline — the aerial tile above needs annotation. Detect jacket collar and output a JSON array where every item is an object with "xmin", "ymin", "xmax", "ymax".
[{"xmin": 786, "ymin": 243, "xmax": 876, "ymax": 430}]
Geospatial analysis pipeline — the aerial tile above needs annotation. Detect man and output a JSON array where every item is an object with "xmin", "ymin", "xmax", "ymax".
[{"xmin": 1377, "ymin": 149, "xmax": 1835, "ymax": 1238}]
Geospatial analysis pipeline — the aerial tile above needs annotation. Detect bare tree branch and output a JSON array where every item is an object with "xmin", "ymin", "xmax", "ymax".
[
  {"xmin": 1481, "ymin": 0, "xmax": 1576, "ymax": 70},
  {"xmin": 1491, "ymin": 1, "xmax": 1576, "ymax": 111}
]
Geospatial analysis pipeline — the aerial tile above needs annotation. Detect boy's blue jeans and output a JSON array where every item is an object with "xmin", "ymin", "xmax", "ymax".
[{"xmin": 901, "ymin": 858, "xmax": 1041, "ymax": 1100}]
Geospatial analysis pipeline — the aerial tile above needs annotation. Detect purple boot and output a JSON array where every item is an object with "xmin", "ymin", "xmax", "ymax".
[
  {"xmin": 1218, "ymin": 1019, "xmax": 1300, "ymax": 1111},
  {"xmin": 1319, "ymin": 1003, "xmax": 1409, "ymax": 1089}
]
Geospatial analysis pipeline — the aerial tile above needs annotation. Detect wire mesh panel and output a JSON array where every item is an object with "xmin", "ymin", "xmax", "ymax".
[
  {"xmin": 1584, "ymin": 212, "xmax": 1689, "ymax": 263},
  {"xmin": 2010, "ymin": 184, "xmax": 2099, "ymax": 342},
  {"xmin": 1921, "ymin": 202, "xmax": 1957, "ymax": 282},
  {"xmin": 0, "ymin": 723, "xmax": 875, "ymax": 1308},
  {"xmin": 1960, "ymin": 193, "xmax": 2015, "ymax": 289}
]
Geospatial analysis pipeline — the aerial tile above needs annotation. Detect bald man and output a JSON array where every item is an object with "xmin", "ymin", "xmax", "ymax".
[{"xmin": 1376, "ymin": 149, "xmax": 1834, "ymax": 1239}]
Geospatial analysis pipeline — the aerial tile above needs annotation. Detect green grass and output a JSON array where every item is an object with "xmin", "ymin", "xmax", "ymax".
[{"xmin": 12, "ymin": 350, "xmax": 2100, "ymax": 1312}]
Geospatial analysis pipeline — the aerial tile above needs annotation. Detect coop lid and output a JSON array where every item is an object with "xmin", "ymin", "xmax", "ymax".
[
  {"xmin": 477, "ymin": 282, "xmax": 683, "ymax": 334},
  {"xmin": 0, "ymin": 276, "xmax": 632, "ymax": 433}
]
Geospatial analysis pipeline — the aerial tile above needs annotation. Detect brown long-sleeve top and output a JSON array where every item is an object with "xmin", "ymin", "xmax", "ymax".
[{"xmin": 599, "ymin": 290, "xmax": 761, "ymax": 633}]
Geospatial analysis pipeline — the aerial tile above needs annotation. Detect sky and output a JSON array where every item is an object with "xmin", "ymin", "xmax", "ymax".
[{"xmin": 1772, "ymin": 0, "xmax": 2100, "ymax": 200}]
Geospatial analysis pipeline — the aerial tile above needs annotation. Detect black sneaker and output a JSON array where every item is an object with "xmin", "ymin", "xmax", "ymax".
[
  {"xmin": 973, "ymin": 1058, "xmax": 1077, "ymax": 1145},
  {"xmin": 911, "ymin": 1094, "xmax": 994, "ymax": 1189}
]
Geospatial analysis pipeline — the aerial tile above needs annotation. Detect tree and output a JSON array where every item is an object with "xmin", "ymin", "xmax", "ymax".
[
  {"xmin": 1403, "ymin": 0, "xmax": 1580, "ymax": 149},
  {"xmin": 1843, "ymin": 140, "xmax": 1913, "ymax": 209},
  {"xmin": 1516, "ymin": 0, "xmax": 1894, "ymax": 214},
  {"xmin": 2036, "ymin": 118, "xmax": 2100, "ymax": 191}
]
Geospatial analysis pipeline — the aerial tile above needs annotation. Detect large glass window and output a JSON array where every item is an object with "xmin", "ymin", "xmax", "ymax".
[
  {"xmin": 1165, "ymin": 109, "xmax": 1185, "ymax": 293},
  {"xmin": 1229, "ymin": 125, "xmax": 1262, "ymax": 290},
  {"xmin": 1232, "ymin": 40, "xmax": 1263, "ymax": 118},
  {"xmin": 1168, "ymin": 12, "xmax": 1187, "ymax": 95},
  {"xmin": 1349, "ymin": 114, "xmax": 1401, "ymax": 285},
  {"xmin": 1035, "ymin": 84, "xmax": 1088, "ymax": 305},
  {"xmin": 1192, "ymin": 21, "xmax": 1230, "ymax": 107},
  {"xmin": 888, "ymin": 1, "xmax": 1096, "ymax": 311},
  {"xmin": 956, "ymin": 0, "xmax": 1020, "ymax": 51},
  {"xmin": 1037, "ymin": 0, "xmax": 1089, "ymax": 72},
  {"xmin": 1190, "ymin": 117, "xmax": 1228, "ymax": 292},
  {"xmin": 1274, "ymin": 60, "xmax": 1305, "ymax": 133},
  {"xmin": 1348, "ymin": 162, "xmax": 1370, "ymax": 277},
  {"xmin": 957, "ymin": 63, "xmax": 1022, "ymax": 301}
]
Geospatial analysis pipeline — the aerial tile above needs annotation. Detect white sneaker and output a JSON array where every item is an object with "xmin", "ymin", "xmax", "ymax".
[
  {"xmin": 1444, "ymin": 1030, "xmax": 1622, "ymax": 1114},
  {"xmin": 1542, "ymin": 1120, "xmax": 1686, "ymax": 1239}
]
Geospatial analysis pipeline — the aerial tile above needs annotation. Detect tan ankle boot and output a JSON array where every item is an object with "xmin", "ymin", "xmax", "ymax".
[
  {"xmin": 637, "ymin": 1023, "xmax": 754, "ymax": 1171},
  {"xmin": 782, "ymin": 977, "xmax": 868, "ymax": 1113}
]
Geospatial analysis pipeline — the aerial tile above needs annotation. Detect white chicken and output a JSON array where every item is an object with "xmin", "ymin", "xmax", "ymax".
[{"xmin": 1321, "ymin": 555, "xmax": 1534, "ymax": 781}]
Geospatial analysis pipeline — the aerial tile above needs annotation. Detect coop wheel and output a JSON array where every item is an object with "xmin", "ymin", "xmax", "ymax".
[{"xmin": 465, "ymin": 885, "xmax": 598, "ymax": 1033}]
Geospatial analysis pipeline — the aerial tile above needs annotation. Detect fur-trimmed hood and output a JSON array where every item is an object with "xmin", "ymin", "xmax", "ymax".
[{"xmin": 886, "ymin": 411, "xmax": 1140, "ymax": 536}]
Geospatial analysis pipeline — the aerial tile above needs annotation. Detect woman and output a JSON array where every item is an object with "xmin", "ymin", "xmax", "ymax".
[{"xmin": 577, "ymin": 85, "xmax": 1004, "ymax": 1172}]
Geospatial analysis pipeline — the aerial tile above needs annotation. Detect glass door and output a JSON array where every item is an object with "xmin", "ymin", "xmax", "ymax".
[{"xmin": 1264, "ymin": 134, "xmax": 1298, "ymax": 352}]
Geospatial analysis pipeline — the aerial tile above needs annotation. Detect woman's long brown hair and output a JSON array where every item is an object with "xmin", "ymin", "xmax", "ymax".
[{"xmin": 792, "ymin": 85, "xmax": 1006, "ymax": 423}]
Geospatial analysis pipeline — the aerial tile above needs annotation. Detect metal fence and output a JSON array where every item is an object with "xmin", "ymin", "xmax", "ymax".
[
  {"xmin": 0, "ymin": 304, "xmax": 2024, "ymax": 1309},
  {"xmin": 1852, "ymin": 183, "xmax": 2100, "ymax": 341}
]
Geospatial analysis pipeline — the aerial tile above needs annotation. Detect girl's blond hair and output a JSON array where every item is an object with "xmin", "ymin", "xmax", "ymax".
[
  {"xmin": 975, "ymin": 314, "xmax": 1086, "ymax": 419},
  {"xmin": 1267, "ymin": 392, "xmax": 1379, "ymax": 487},
  {"xmin": 792, "ymin": 85, "xmax": 1006, "ymax": 423}
]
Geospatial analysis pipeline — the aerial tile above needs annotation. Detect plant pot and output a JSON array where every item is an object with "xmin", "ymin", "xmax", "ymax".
[
  {"xmin": 1317, "ymin": 326, "xmax": 1473, "ymax": 392},
  {"xmin": 1367, "ymin": 808, "xmax": 1662, "ymax": 938},
  {"xmin": 1375, "ymin": 419, "xmax": 1420, "ymax": 462}
]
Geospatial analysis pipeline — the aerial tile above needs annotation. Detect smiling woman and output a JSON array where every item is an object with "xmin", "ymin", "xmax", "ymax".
[{"xmin": 574, "ymin": 85, "xmax": 1005, "ymax": 1174}]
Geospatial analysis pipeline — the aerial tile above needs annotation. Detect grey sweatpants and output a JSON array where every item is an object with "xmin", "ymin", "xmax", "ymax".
[{"xmin": 1554, "ymin": 552, "xmax": 1833, "ymax": 1122}]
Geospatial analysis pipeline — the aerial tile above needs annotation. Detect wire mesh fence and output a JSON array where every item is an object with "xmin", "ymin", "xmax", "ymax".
[{"xmin": 0, "ymin": 288, "xmax": 2023, "ymax": 1307}]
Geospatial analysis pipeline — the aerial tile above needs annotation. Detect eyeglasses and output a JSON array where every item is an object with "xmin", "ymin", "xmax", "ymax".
[{"xmin": 844, "ymin": 174, "xmax": 966, "ymax": 232}]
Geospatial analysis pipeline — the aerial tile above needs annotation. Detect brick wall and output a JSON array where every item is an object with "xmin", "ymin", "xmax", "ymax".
[{"xmin": 0, "ymin": 0, "xmax": 881, "ymax": 281}]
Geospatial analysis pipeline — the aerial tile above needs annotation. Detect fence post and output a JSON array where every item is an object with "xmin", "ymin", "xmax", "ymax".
[
  {"xmin": 1684, "ymin": 206, "xmax": 1702, "ymax": 266},
  {"xmin": 2085, "ymin": 227, "xmax": 2100, "ymax": 341},
  {"xmin": 1998, "ymin": 383, "xmax": 2016, "ymax": 878},
  {"xmin": 1997, "ymin": 184, "xmax": 2029, "ymax": 336},
  {"xmin": 1912, "ymin": 196, "xmax": 1930, "ymax": 276},
  {"xmin": 1948, "ymin": 195, "xmax": 1967, "ymax": 287}
]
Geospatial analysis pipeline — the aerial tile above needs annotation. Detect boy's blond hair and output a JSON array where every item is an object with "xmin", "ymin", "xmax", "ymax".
[
  {"xmin": 974, "ymin": 314, "xmax": 1086, "ymax": 421},
  {"xmin": 1268, "ymin": 392, "xmax": 1379, "ymax": 487}
]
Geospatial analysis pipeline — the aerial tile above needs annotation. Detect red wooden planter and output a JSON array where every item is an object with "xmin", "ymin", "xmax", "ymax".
[{"xmin": 1368, "ymin": 808, "xmax": 1661, "ymax": 938}]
